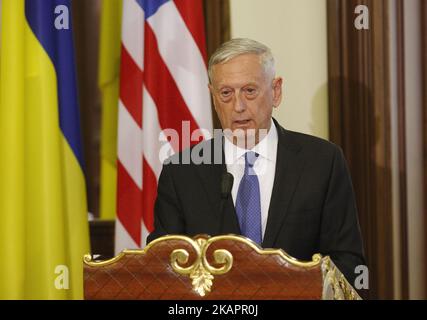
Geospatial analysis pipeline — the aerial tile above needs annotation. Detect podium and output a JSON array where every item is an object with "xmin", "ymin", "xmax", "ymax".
[{"xmin": 84, "ymin": 234, "xmax": 361, "ymax": 300}]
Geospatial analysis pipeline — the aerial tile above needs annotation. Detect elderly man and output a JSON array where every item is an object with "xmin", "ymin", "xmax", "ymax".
[{"xmin": 147, "ymin": 38, "xmax": 365, "ymax": 284}]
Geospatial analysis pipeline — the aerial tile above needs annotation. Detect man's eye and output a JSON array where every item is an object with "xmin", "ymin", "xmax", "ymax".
[
  {"xmin": 245, "ymin": 88, "xmax": 257, "ymax": 95},
  {"xmin": 220, "ymin": 90, "xmax": 232, "ymax": 97}
]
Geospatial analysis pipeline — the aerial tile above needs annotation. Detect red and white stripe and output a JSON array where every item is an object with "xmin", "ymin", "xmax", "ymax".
[{"xmin": 115, "ymin": 0, "xmax": 212, "ymax": 253}]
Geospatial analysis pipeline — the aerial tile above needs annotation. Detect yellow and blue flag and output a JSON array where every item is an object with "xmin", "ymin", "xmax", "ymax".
[
  {"xmin": 99, "ymin": 0, "xmax": 122, "ymax": 220},
  {"xmin": 0, "ymin": 0, "xmax": 90, "ymax": 299}
]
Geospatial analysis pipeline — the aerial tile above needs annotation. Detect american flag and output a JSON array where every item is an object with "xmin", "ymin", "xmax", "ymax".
[{"xmin": 115, "ymin": 0, "xmax": 213, "ymax": 252}]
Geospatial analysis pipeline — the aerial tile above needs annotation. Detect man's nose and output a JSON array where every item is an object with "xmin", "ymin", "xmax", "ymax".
[{"xmin": 233, "ymin": 92, "xmax": 246, "ymax": 112}]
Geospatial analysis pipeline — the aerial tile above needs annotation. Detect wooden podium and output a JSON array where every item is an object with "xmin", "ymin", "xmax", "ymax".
[{"xmin": 83, "ymin": 234, "xmax": 361, "ymax": 300}]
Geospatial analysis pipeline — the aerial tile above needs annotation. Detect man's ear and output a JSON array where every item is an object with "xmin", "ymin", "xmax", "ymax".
[{"xmin": 272, "ymin": 77, "xmax": 283, "ymax": 108}]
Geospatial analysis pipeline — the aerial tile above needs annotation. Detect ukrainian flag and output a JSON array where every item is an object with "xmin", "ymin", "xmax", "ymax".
[
  {"xmin": 0, "ymin": 0, "xmax": 90, "ymax": 299},
  {"xmin": 99, "ymin": 0, "xmax": 122, "ymax": 220}
]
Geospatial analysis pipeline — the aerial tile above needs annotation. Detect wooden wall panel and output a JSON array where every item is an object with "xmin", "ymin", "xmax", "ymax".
[
  {"xmin": 204, "ymin": 0, "xmax": 231, "ymax": 59},
  {"xmin": 327, "ymin": 0, "xmax": 394, "ymax": 299},
  {"xmin": 421, "ymin": 0, "xmax": 427, "ymax": 299},
  {"xmin": 72, "ymin": 0, "xmax": 102, "ymax": 218},
  {"xmin": 203, "ymin": 0, "xmax": 231, "ymax": 129},
  {"xmin": 396, "ymin": 0, "xmax": 409, "ymax": 299}
]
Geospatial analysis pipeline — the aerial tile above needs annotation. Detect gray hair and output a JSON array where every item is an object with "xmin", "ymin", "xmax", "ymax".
[{"xmin": 208, "ymin": 38, "xmax": 276, "ymax": 83}]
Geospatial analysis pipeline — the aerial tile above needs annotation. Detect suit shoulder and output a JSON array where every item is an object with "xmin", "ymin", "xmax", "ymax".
[{"xmin": 283, "ymin": 129, "xmax": 341, "ymax": 159}]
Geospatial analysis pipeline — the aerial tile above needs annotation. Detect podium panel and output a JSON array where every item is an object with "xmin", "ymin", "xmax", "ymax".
[{"xmin": 84, "ymin": 234, "xmax": 360, "ymax": 300}]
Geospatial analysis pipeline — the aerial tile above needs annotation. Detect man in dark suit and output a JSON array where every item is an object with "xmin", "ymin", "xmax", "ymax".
[{"xmin": 147, "ymin": 38, "xmax": 365, "ymax": 285}]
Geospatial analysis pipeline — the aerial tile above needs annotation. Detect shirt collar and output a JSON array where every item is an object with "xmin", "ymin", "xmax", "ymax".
[{"xmin": 224, "ymin": 119, "xmax": 278, "ymax": 165}]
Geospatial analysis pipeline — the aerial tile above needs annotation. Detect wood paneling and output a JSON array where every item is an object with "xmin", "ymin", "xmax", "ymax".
[
  {"xmin": 203, "ymin": 0, "xmax": 231, "ymax": 129},
  {"xmin": 327, "ymin": 0, "xmax": 394, "ymax": 299},
  {"xmin": 72, "ymin": 0, "xmax": 102, "ymax": 218},
  {"xmin": 204, "ymin": 0, "xmax": 231, "ymax": 59},
  {"xmin": 90, "ymin": 220, "xmax": 115, "ymax": 259},
  {"xmin": 421, "ymin": 0, "xmax": 427, "ymax": 299},
  {"xmin": 396, "ymin": 0, "xmax": 409, "ymax": 299}
]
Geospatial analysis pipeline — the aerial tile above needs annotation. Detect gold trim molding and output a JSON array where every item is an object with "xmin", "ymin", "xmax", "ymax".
[
  {"xmin": 170, "ymin": 237, "xmax": 233, "ymax": 296},
  {"xmin": 322, "ymin": 257, "xmax": 362, "ymax": 300},
  {"xmin": 84, "ymin": 234, "xmax": 361, "ymax": 299}
]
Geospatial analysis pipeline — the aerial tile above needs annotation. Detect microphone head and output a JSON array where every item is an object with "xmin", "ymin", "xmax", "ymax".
[{"xmin": 221, "ymin": 172, "xmax": 234, "ymax": 198}]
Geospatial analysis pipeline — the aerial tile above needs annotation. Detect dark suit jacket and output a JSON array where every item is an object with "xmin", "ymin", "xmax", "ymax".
[{"xmin": 147, "ymin": 119, "xmax": 365, "ymax": 284}]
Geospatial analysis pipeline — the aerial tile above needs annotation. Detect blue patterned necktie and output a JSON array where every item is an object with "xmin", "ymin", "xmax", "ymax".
[{"xmin": 235, "ymin": 151, "xmax": 262, "ymax": 245}]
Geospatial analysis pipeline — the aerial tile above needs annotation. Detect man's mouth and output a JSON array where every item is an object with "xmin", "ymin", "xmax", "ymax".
[{"xmin": 233, "ymin": 119, "xmax": 251, "ymax": 126}]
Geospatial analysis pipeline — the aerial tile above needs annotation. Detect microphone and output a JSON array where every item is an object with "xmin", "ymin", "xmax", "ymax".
[
  {"xmin": 219, "ymin": 172, "xmax": 234, "ymax": 234},
  {"xmin": 221, "ymin": 172, "xmax": 234, "ymax": 199}
]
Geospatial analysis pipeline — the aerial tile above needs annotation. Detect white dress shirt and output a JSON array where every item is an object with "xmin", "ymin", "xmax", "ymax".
[{"xmin": 224, "ymin": 120, "xmax": 278, "ymax": 239}]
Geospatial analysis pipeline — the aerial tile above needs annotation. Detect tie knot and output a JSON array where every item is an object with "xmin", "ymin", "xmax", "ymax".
[{"xmin": 245, "ymin": 151, "xmax": 259, "ymax": 168}]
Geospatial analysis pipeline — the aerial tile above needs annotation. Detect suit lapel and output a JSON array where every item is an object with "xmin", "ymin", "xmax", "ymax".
[
  {"xmin": 193, "ymin": 137, "xmax": 241, "ymax": 235},
  {"xmin": 262, "ymin": 121, "xmax": 305, "ymax": 248},
  {"xmin": 192, "ymin": 122, "xmax": 305, "ymax": 243}
]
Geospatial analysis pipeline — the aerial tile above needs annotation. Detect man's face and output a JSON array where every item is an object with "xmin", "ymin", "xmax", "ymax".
[{"xmin": 209, "ymin": 53, "xmax": 283, "ymax": 141}]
